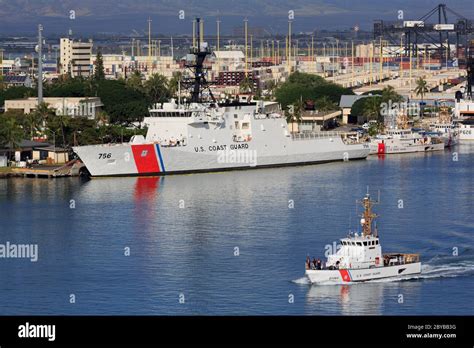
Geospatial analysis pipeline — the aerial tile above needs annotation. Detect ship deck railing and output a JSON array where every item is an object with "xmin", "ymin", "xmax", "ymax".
[
  {"xmin": 291, "ymin": 131, "xmax": 361, "ymax": 142},
  {"xmin": 383, "ymin": 253, "xmax": 420, "ymax": 266}
]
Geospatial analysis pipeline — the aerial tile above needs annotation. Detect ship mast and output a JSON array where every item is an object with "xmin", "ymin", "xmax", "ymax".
[
  {"xmin": 183, "ymin": 17, "xmax": 215, "ymax": 103},
  {"xmin": 358, "ymin": 193, "xmax": 379, "ymax": 237}
]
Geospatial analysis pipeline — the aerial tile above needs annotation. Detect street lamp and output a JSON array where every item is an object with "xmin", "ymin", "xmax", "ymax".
[
  {"xmin": 50, "ymin": 130, "xmax": 56, "ymax": 164},
  {"xmin": 445, "ymin": 39, "xmax": 449, "ymax": 70}
]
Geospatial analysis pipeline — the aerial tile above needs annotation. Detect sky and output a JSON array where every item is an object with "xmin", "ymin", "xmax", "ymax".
[{"xmin": 0, "ymin": 0, "xmax": 472, "ymax": 35}]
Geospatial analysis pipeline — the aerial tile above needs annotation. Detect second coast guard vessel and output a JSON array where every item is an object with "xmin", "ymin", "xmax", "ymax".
[{"xmin": 305, "ymin": 193, "xmax": 421, "ymax": 284}]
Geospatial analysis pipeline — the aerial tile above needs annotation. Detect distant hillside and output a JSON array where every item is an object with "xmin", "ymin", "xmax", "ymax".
[{"xmin": 0, "ymin": 0, "xmax": 472, "ymax": 35}]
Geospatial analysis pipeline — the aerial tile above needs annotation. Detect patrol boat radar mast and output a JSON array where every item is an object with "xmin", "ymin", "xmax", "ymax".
[{"xmin": 358, "ymin": 191, "xmax": 379, "ymax": 237}]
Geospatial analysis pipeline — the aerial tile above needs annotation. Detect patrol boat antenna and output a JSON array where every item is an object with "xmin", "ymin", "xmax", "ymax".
[
  {"xmin": 358, "ymin": 192, "xmax": 379, "ymax": 237},
  {"xmin": 185, "ymin": 17, "xmax": 215, "ymax": 103}
]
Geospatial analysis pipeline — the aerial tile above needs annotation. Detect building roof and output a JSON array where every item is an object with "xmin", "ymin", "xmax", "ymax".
[
  {"xmin": 213, "ymin": 51, "xmax": 245, "ymax": 59},
  {"xmin": 3, "ymin": 75, "xmax": 30, "ymax": 84},
  {"xmin": 33, "ymin": 146, "xmax": 69, "ymax": 152},
  {"xmin": 1, "ymin": 140, "xmax": 50, "ymax": 150},
  {"xmin": 339, "ymin": 95, "xmax": 370, "ymax": 108}
]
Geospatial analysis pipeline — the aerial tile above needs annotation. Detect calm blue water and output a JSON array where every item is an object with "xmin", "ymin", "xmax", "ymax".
[{"xmin": 0, "ymin": 144, "xmax": 473, "ymax": 315}]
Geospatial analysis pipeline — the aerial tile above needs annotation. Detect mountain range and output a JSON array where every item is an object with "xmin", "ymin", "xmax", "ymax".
[{"xmin": 0, "ymin": 0, "xmax": 472, "ymax": 35}]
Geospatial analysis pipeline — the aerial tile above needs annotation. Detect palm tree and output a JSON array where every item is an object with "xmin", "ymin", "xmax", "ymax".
[
  {"xmin": 34, "ymin": 102, "xmax": 55, "ymax": 123},
  {"xmin": 265, "ymin": 80, "xmax": 278, "ymax": 97},
  {"xmin": 316, "ymin": 96, "xmax": 337, "ymax": 111},
  {"xmin": 126, "ymin": 70, "xmax": 144, "ymax": 93},
  {"xmin": 168, "ymin": 71, "xmax": 183, "ymax": 97},
  {"xmin": 364, "ymin": 97, "xmax": 381, "ymax": 122},
  {"xmin": 57, "ymin": 114, "xmax": 70, "ymax": 147},
  {"xmin": 239, "ymin": 76, "xmax": 254, "ymax": 94},
  {"xmin": 415, "ymin": 77, "xmax": 429, "ymax": 117},
  {"xmin": 25, "ymin": 112, "xmax": 42, "ymax": 140},
  {"xmin": 381, "ymin": 85, "xmax": 403, "ymax": 104},
  {"xmin": 144, "ymin": 73, "xmax": 170, "ymax": 103},
  {"xmin": 0, "ymin": 116, "xmax": 24, "ymax": 162},
  {"xmin": 31, "ymin": 102, "xmax": 56, "ymax": 139}
]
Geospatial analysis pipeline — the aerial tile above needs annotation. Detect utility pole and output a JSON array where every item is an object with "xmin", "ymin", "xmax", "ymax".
[
  {"xmin": 148, "ymin": 18, "xmax": 152, "ymax": 67},
  {"xmin": 216, "ymin": 19, "xmax": 220, "ymax": 73},
  {"xmin": 38, "ymin": 24, "xmax": 43, "ymax": 105},
  {"xmin": 250, "ymin": 35, "xmax": 253, "ymax": 68},
  {"xmin": 192, "ymin": 19, "xmax": 196, "ymax": 49},
  {"xmin": 288, "ymin": 20, "xmax": 292, "ymax": 72},
  {"xmin": 379, "ymin": 36, "xmax": 383, "ymax": 83},
  {"xmin": 276, "ymin": 40, "xmax": 280, "ymax": 65},
  {"xmin": 244, "ymin": 18, "xmax": 248, "ymax": 75},
  {"xmin": 351, "ymin": 40, "xmax": 354, "ymax": 86},
  {"xmin": 0, "ymin": 49, "xmax": 4, "ymax": 78},
  {"xmin": 171, "ymin": 37, "xmax": 174, "ymax": 59}
]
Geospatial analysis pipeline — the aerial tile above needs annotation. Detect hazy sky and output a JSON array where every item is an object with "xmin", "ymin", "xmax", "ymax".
[{"xmin": 0, "ymin": 0, "xmax": 472, "ymax": 35}]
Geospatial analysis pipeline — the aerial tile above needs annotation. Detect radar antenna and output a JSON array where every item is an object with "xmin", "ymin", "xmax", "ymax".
[
  {"xmin": 357, "ymin": 189, "xmax": 380, "ymax": 237},
  {"xmin": 181, "ymin": 18, "xmax": 216, "ymax": 103}
]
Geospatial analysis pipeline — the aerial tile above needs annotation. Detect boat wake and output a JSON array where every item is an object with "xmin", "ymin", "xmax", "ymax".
[{"xmin": 292, "ymin": 277, "xmax": 311, "ymax": 285}]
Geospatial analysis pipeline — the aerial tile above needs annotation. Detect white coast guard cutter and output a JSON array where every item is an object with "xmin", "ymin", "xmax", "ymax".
[
  {"xmin": 73, "ymin": 18, "xmax": 369, "ymax": 177},
  {"xmin": 305, "ymin": 193, "xmax": 421, "ymax": 284}
]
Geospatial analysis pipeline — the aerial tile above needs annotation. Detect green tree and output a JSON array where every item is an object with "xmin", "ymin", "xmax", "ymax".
[
  {"xmin": 415, "ymin": 77, "xmax": 429, "ymax": 117},
  {"xmin": 381, "ymin": 85, "xmax": 403, "ymax": 104},
  {"xmin": 96, "ymin": 79, "xmax": 150, "ymax": 124},
  {"xmin": 94, "ymin": 110, "xmax": 109, "ymax": 126},
  {"xmin": 144, "ymin": 73, "xmax": 170, "ymax": 104},
  {"xmin": 45, "ymin": 113, "xmax": 71, "ymax": 148},
  {"xmin": 239, "ymin": 76, "xmax": 254, "ymax": 93},
  {"xmin": 0, "ymin": 115, "xmax": 24, "ymax": 161},
  {"xmin": 168, "ymin": 71, "xmax": 183, "ymax": 97},
  {"xmin": 34, "ymin": 102, "xmax": 56, "ymax": 122},
  {"xmin": 274, "ymin": 72, "xmax": 353, "ymax": 109},
  {"xmin": 315, "ymin": 96, "xmax": 337, "ymax": 111},
  {"xmin": 24, "ymin": 112, "xmax": 42, "ymax": 140},
  {"xmin": 94, "ymin": 49, "xmax": 106, "ymax": 81},
  {"xmin": 364, "ymin": 96, "xmax": 383, "ymax": 122},
  {"xmin": 0, "ymin": 86, "xmax": 36, "ymax": 107},
  {"xmin": 126, "ymin": 70, "xmax": 144, "ymax": 93}
]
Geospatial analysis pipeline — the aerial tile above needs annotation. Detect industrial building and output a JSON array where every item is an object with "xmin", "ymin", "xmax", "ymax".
[{"xmin": 60, "ymin": 38, "xmax": 93, "ymax": 78}]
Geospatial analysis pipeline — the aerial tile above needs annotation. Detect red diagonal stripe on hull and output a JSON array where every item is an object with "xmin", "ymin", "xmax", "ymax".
[
  {"xmin": 339, "ymin": 269, "xmax": 351, "ymax": 282},
  {"xmin": 378, "ymin": 142, "xmax": 385, "ymax": 154},
  {"xmin": 132, "ymin": 144, "xmax": 160, "ymax": 174}
]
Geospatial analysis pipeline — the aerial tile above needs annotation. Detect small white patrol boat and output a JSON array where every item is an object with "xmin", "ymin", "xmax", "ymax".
[{"xmin": 305, "ymin": 193, "xmax": 421, "ymax": 284}]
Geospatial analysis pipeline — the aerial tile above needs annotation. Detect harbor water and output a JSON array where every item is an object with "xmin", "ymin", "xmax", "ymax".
[{"xmin": 0, "ymin": 144, "xmax": 473, "ymax": 315}]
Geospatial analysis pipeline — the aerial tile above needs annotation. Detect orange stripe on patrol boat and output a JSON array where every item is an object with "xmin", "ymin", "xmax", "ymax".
[{"xmin": 339, "ymin": 269, "xmax": 351, "ymax": 282}]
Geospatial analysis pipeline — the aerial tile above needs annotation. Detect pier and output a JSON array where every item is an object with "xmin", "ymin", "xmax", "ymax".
[{"xmin": 1, "ymin": 160, "xmax": 84, "ymax": 178}]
